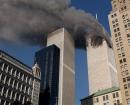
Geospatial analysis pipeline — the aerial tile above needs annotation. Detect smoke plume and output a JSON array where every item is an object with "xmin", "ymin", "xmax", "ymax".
[{"xmin": 0, "ymin": 0, "xmax": 112, "ymax": 48}]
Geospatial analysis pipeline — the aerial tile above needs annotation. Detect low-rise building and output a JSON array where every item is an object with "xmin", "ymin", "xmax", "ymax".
[
  {"xmin": 0, "ymin": 50, "xmax": 41, "ymax": 105},
  {"xmin": 81, "ymin": 87, "xmax": 122, "ymax": 105}
]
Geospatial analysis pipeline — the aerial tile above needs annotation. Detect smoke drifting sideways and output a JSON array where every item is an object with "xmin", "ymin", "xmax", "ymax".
[{"xmin": 0, "ymin": 0, "xmax": 112, "ymax": 48}]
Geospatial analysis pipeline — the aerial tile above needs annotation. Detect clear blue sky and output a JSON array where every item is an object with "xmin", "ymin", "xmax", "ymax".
[{"xmin": 0, "ymin": 0, "xmax": 111, "ymax": 105}]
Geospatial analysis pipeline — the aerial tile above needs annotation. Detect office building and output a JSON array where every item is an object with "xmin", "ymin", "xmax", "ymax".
[
  {"xmin": 81, "ymin": 87, "xmax": 122, "ymax": 105},
  {"xmin": 0, "ymin": 50, "xmax": 40, "ymax": 105},
  {"xmin": 32, "ymin": 63, "xmax": 41, "ymax": 105},
  {"xmin": 47, "ymin": 28, "xmax": 75, "ymax": 105},
  {"xmin": 87, "ymin": 41, "xmax": 119, "ymax": 95},
  {"xmin": 108, "ymin": 0, "xmax": 130, "ymax": 104},
  {"xmin": 35, "ymin": 45, "xmax": 60, "ymax": 105}
]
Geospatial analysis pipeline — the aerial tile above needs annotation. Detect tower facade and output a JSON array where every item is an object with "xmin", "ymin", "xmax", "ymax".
[
  {"xmin": 35, "ymin": 45, "xmax": 60, "ymax": 105},
  {"xmin": 87, "ymin": 41, "xmax": 119, "ymax": 95},
  {"xmin": 47, "ymin": 28, "xmax": 75, "ymax": 105},
  {"xmin": 108, "ymin": 0, "xmax": 130, "ymax": 104},
  {"xmin": 32, "ymin": 63, "xmax": 41, "ymax": 105}
]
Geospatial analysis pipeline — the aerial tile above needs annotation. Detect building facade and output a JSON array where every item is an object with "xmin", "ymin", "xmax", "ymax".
[
  {"xmin": 0, "ymin": 50, "xmax": 40, "ymax": 105},
  {"xmin": 47, "ymin": 28, "xmax": 75, "ymax": 105},
  {"xmin": 87, "ymin": 41, "xmax": 119, "ymax": 95},
  {"xmin": 108, "ymin": 0, "xmax": 130, "ymax": 104},
  {"xmin": 35, "ymin": 45, "xmax": 60, "ymax": 105},
  {"xmin": 32, "ymin": 63, "xmax": 41, "ymax": 105},
  {"xmin": 81, "ymin": 87, "xmax": 122, "ymax": 105}
]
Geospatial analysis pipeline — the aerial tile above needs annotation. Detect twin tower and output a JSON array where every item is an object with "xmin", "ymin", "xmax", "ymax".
[
  {"xmin": 35, "ymin": 28, "xmax": 118, "ymax": 105},
  {"xmin": 35, "ymin": 28, "xmax": 75, "ymax": 105}
]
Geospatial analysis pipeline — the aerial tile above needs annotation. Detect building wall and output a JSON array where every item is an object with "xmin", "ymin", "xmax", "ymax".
[
  {"xmin": 32, "ymin": 64, "xmax": 41, "ymax": 105},
  {"xmin": 94, "ymin": 90, "xmax": 122, "ymax": 105},
  {"xmin": 35, "ymin": 45, "xmax": 60, "ymax": 105},
  {"xmin": 108, "ymin": 0, "xmax": 130, "ymax": 104},
  {"xmin": 0, "ymin": 51, "xmax": 34, "ymax": 105},
  {"xmin": 81, "ymin": 89, "xmax": 122, "ymax": 105},
  {"xmin": 87, "ymin": 41, "xmax": 119, "ymax": 95},
  {"xmin": 47, "ymin": 28, "xmax": 75, "ymax": 105}
]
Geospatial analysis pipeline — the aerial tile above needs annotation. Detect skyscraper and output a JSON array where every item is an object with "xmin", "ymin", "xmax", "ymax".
[
  {"xmin": 35, "ymin": 45, "xmax": 60, "ymax": 105},
  {"xmin": 108, "ymin": 0, "xmax": 130, "ymax": 104},
  {"xmin": 87, "ymin": 41, "xmax": 119, "ymax": 95},
  {"xmin": 47, "ymin": 28, "xmax": 75, "ymax": 105}
]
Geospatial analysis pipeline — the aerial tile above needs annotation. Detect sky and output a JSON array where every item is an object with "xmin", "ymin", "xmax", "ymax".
[{"xmin": 0, "ymin": 0, "xmax": 112, "ymax": 105}]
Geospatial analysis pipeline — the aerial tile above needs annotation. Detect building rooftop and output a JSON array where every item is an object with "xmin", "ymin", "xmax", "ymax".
[
  {"xmin": 0, "ymin": 50, "xmax": 32, "ymax": 73},
  {"xmin": 94, "ymin": 87, "xmax": 119, "ymax": 97},
  {"xmin": 81, "ymin": 87, "xmax": 120, "ymax": 101}
]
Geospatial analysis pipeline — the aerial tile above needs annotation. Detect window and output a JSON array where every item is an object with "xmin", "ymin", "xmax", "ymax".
[
  {"xmin": 127, "ymin": 98, "xmax": 130, "ymax": 104},
  {"xmin": 118, "ymin": 32, "xmax": 121, "ymax": 36},
  {"xmin": 115, "ymin": 19, "xmax": 118, "ymax": 22},
  {"xmin": 128, "ymin": 23, "xmax": 130, "ymax": 27},
  {"xmin": 124, "ymin": 64, "xmax": 128, "ymax": 69},
  {"xmin": 123, "ymin": 78, "xmax": 126, "ymax": 82},
  {"xmin": 123, "ymin": 58, "xmax": 126, "ymax": 62},
  {"xmin": 128, "ymin": 83, "xmax": 130, "ymax": 88},
  {"xmin": 116, "ymin": 43, "xmax": 119, "ymax": 47},
  {"xmin": 115, "ymin": 38, "xmax": 118, "ymax": 42},
  {"xmin": 103, "ymin": 96, "xmax": 105, "ymax": 101},
  {"xmin": 125, "ymin": 70, "xmax": 129, "ymax": 75},
  {"xmin": 116, "ymin": 92, "xmax": 119, "ymax": 97},
  {"xmin": 125, "ymin": 91, "xmax": 129, "ymax": 96},
  {"xmin": 127, "ymin": 76, "xmax": 130, "ymax": 81},
  {"xmin": 118, "ymin": 54, "xmax": 121, "ymax": 58},
  {"xmin": 122, "ymin": 53, "xmax": 125, "ymax": 57},
  {"xmin": 1, "ymin": 100, "xmax": 5, "ymax": 105},
  {"xmin": 122, "ymin": 15, "xmax": 125, "ymax": 19},
  {"xmin": 117, "ymin": 28, "xmax": 120, "ymax": 31},
  {"xmin": 127, "ymin": 34, "xmax": 130, "ymax": 37},
  {"xmin": 128, "ymin": 39, "xmax": 130, "ymax": 43},
  {"xmin": 120, "ymin": 42, "xmax": 123, "ymax": 46},
  {"xmin": 3, "ymin": 64, "xmax": 7, "ymax": 71},
  {"xmin": 116, "ymin": 23, "xmax": 118, "ymax": 26},
  {"xmin": 113, "ymin": 93, "xmax": 115, "ymax": 98},
  {"xmin": 121, "ymin": 70, "xmax": 129, "ymax": 76},
  {"xmin": 115, "ymin": 34, "xmax": 117, "ymax": 37},
  {"xmin": 124, "ymin": 6, "xmax": 127, "ymax": 9},
  {"xmin": 121, "ymin": 47, "xmax": 124, "ymax": 52},
  {"xmin": 114, "ymin": 13, "xmax": 117, "ymax": 16},
  {"xmin": 96, "ymin": 97, "xmax": 99, "ymax": 102},
  {"xmin": 112, "ymin": 20, "xmax": 115, "ymax": 24},
  {"xmin": 117, "ymin": 100, "xmax": 120, "ymax": 104},
  {"xmin": 113, "ymin": 25, "xmax": 116, "ymax": 28},
  {"xmin": 120, "ymin": 59, "xmax": 123, "ymax": 64},
  {"xmin": 125, "ymin": 24, "xmax": 127, "ymax": 28},
  {"xmin": 106, "ymin": 95, "xmax": 109, "ymax": 100},
  {"xmin": 124, "ymin": 84, "xmax": 127, "ymax": 89},
  {"xmin": 119, "ymin": 37, "xmax": 122, "ymax": 41}
]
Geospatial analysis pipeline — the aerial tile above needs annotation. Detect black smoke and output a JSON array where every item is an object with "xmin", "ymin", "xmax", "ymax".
[{"xmin": 0, "ymin": 0, "xmax": 112, "ymax": 48}]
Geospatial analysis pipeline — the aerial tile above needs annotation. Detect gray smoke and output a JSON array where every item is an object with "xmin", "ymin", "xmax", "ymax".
[{"xmin": 0, "ymin": 0, "xmax": 112, "ymax": 48}]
